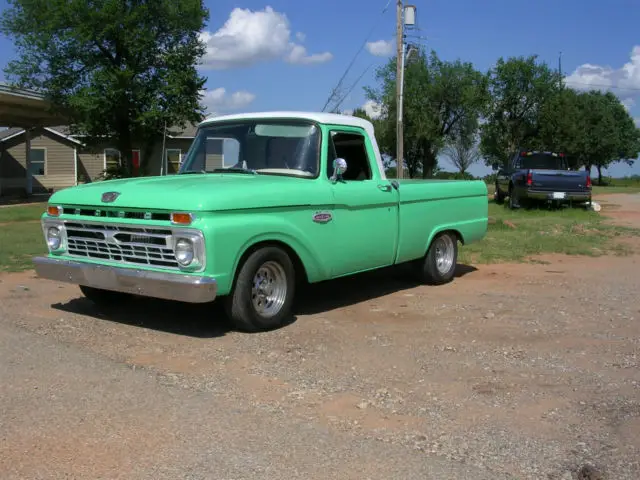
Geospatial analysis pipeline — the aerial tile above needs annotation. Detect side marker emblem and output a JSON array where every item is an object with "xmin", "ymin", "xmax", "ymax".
[{"xmin": 312, "ymin": 211, "xmax": 332, "ymax": 224}]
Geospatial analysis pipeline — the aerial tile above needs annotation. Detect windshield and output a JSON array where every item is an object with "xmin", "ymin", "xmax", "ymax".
[
  {"xmin": 520, "ymin": 153, "xmax": 568, "ymax": 170},
  {"xmin": 179, "ymin": 120, "xmax": 321, "ymax": 178}
]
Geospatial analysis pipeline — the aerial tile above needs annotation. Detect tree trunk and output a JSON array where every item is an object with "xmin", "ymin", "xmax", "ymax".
[
  {"xmin": 116, "ymin": 127, "xmax": 134, "ymax": 177},
  {"xmin": 597, "ymin": 165, "xmax": 603, "ymax": 185},
  {"xmin": 421, "ymin": 150, "xmax": 437, "ymax": 178}
]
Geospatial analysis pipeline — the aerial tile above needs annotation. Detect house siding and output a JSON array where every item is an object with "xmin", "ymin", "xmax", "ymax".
[
  {"xmin": 1, "ymin": 125, "xmax": 199, "ymax": 195},
  {"xmin": 0, "ymin": 128, "xmax": 76, "ymax": 193}
]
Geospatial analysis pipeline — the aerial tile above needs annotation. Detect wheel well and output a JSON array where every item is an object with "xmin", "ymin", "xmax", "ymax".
[
  {"xmin": 232, "ymin": 240, "xmax": 309, "ymax": 289},
  {"xmin": 429, "ymin": 229, "xmax": 464, "ymax": 250}
]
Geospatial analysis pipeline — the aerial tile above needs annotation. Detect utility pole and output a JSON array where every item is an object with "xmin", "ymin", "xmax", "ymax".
[
  {"xmin": 395, "ymin": 0, "xmax": 404, "ymax": 179},
  {"xmin": 558, "ymin": 51, "xmax": 563, "ymax": 88}
]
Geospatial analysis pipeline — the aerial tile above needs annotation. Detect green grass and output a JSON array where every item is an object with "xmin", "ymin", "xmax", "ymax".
[
  {"xmin": 459, "ymin": 200, "xmax": 639, "ymax": 264},
  {"xmin": 0, "ymin": 221, "xmax": 46, "ymax": 272},
  {"xmin": 0, "ymin": 203, "xmax": 47, "ymax": 223}
]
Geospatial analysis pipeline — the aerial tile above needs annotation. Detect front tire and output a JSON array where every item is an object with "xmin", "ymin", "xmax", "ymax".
[
  {"xmin": 414, "ymin": 232, "xmax": 458, "ymax": 285},
  {"xmin": 79, "ymin": 285, "xmax": 131, "ymax": 307},
  {"xmin": 225, "ymin": 246, "xmax": 296, "ymax": 332}
]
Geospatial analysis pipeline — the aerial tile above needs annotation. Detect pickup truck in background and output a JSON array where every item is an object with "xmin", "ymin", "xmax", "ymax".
[
  {"xmin": 33, "ymin": 111, "xmax": 488, "ymax": 332},
  {"xmin": 494, "ymin": 150, "xmax": 592, "ymax": 209}
]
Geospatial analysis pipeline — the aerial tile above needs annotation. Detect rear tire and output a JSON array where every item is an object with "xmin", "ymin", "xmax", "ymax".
[
  {"xmin": 414, "ymin": 232, "xmax": 458, "ymax": 285},
  {"xmin": 225, "ymin": 246, "xmax": 296, "ymax": 332},
  {"xmin": 508, "ymin": 185, "xmax": 519, "ymax": 209},
  {"xmin": 494, "ymin": 183, "xmax": 505, "ymax": 204},
  {"xmin": 79, "ymin": 285, "xmax": 131, "ymax": 307}
]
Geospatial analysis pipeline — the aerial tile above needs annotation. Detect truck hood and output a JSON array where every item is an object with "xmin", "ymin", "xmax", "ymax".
[{"xmin": 49, "ymin": 173, "xmax": 322, "ymax": 211}]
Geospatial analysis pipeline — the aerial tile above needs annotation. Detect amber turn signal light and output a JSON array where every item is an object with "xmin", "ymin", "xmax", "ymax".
[
  {"xmin": 47, "ymin": 205, "xmax": 62, "ymax": 216},
  {"xmin": 170, "ymin": 212, "xmax": 194, "ymax": 225}
]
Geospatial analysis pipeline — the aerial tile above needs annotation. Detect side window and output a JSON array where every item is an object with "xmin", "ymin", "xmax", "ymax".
[{"xmin": 326, "ymin": 131, "xmax": 372, "ymax": 181}]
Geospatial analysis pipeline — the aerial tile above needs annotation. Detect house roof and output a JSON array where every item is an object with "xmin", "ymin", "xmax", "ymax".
[
  {"xmin": 0, "ymin": 127, "xmax": 23, "ymax": 142},
  {"xmin": 0, "ymin": 122, "xmax": 198, "ymax": 145},
  {"xmin": 0, "ymin": 83, "xmax": 70, "ymax": 127},
  {"xmin": 0, "ymin": 126, "xmax": 83, "ymax": 145}
]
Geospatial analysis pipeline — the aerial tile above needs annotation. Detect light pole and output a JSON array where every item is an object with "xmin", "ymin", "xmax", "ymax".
[{"xmin": 395, "ymin": 3, "xmax": 416, "ymax": 179}]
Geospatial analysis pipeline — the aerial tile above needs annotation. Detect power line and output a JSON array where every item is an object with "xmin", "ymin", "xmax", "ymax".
[
  {"xmin": 329, "ymin": 62, "xmax": 375, "ymax": 112},
  {"xmin": 321, "ymin": 0, "xmax": 393, "ymax": 112}
]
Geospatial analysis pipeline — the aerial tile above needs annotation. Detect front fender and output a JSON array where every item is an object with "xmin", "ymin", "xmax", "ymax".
[{"xmin": 205, "ymin": 211, "xmax": 332, "ymax": 295}]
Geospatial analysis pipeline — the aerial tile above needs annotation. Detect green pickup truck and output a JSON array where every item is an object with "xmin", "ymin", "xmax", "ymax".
[{"xmin": 34, "ymin": 111, "xmax": 488, "ymax": 331}]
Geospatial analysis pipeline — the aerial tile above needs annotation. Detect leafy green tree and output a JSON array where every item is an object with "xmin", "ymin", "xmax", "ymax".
[
  {"xmin": 575, "ymin": 91, "xmax": 640, "ymax": 184},
  {"xmin": 480, "ymin": 55, "xmax": 561, "ymax": 168},
  {"xmin": 1, "ymin": 0, "xmax": 209, "ymax": 176},
  {"xmin": 534, "ymin": 87, "xmax": 583, "ymax": 167},
  {"xmin": 364, "ymin": 48, "xmax": 489, "ymax": 178}
]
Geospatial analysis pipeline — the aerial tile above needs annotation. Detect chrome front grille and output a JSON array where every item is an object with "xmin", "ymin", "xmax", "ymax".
[{"xmin": 64, "ymin": 222, "xmax": 179, "ymax": 269}]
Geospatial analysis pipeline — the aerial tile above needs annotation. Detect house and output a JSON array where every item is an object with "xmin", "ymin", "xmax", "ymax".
[{"xmin": 0, "ymin": 123, "xmax": 199, "ymax": 196}]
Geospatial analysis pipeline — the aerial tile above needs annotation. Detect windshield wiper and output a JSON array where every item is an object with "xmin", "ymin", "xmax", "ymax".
[
  {"xmin": 212, "ymin": 167, "xmax": 257, "ymax": 175},
  {"xmin": 179, "ymin": 170, "xmax": 207, "ymax": 175}
]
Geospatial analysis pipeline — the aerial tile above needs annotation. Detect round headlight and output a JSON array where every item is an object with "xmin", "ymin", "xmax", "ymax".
[
  {"xmin": 175, "ymin": 238, "xmax": 194, "ymax": 266},
  {"xmin": 47, "ymin": 226, "xmax": 61, "ymax": 250}
]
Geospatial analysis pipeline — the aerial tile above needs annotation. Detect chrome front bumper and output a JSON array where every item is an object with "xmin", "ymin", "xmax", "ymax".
[{"xmin": 33, "ymin": 256, "xmax": 218, "ymax": 303}]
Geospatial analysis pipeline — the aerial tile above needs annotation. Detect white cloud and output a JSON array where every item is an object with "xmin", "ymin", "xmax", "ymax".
[
  {"xmin": 564, "ymin": 45, "xmax": 640, "ymax": 108},
  {"xmin": 365, "ymin": 39, "xmax": 394, "ymax": 57},
  {"xmin": 343, "ymin": 100, "xmax": 382, "ymax": 120},
  {"xmin": 201, "ymin": 87, "xmax": 256, "ymax": 114},
  {"xmin": 363, "ymin": 100, "xmax": 382, "ymax": 119},
  {"xmin": 199, "ymin": 7, "xmax": 332, "ymax": 69},
  {"xmin": 295, "ymin": 32, "xmax": 306, "ymax": 42}
]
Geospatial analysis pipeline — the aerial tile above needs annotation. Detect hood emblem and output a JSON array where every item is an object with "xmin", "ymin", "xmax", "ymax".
[{"xmin": 101, "ymin": 191, "xmax": 120, "ymax": 203}]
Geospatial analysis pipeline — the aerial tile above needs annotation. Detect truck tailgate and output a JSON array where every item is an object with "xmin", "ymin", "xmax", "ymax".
[{"xmin": 530, "ymin": 170, "xmax": 587, "ymax": 192}]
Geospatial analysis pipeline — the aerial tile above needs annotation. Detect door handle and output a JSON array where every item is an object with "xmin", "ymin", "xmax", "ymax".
[{"xmin": 377, "ymin": 184, "xmax": 392, "ymax": 192}]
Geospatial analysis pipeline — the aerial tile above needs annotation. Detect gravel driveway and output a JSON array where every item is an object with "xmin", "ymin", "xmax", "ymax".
[{"xmin": 1, "ymin": 194, "xmax": 639, "ymax": 480}]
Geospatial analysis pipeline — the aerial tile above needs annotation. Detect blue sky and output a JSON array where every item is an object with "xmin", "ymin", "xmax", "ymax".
[{"xmin": 1, "ymin": 0, "xmax": 639, "ymax": 177}]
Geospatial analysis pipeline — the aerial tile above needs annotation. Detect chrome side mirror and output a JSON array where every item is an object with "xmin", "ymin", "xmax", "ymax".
[{"xmin": 330, "ymin": 158, "xmax": 347, "ymax": 183}]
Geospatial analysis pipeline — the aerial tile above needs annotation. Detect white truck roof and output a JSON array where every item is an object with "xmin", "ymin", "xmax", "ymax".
[{"xmin": 199, "ymin": 111, "xmax": 386, "ymax": 180}]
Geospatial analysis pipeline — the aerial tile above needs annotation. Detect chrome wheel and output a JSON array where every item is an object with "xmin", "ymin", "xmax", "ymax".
[
  {"xmin": 251, "ymin": 260, "xmax": 287, "ymax": 317},
  {"xmin": 433, "ymin": 234, "xmax": 455, "ymax": 275}
]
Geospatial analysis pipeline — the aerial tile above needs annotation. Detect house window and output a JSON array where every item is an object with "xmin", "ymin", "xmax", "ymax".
[
  {"xmin": 29, "ymin": 148, "xmax": 46, "ymax": 176},
  {"xmin": 166, "ymin": 149, "xmax": 182, "ymax": 174},
  {"xmin": 105, "ymin": 148, "xmax": 121, "ymax": 170}
]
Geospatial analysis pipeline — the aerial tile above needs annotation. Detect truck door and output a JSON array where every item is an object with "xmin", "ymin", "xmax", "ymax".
[{"xmin": 325, "ymin": 126, "xmax": 399, "ymax": 277}]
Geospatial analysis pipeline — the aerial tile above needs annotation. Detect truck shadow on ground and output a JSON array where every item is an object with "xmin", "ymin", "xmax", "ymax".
[
  {"xmin": 295, "ymin": 263, "xmax": 477, "ymax": 315},
  {"xmin": 51, "ymin": 263, "xmax": 477, "ymax": 337}
]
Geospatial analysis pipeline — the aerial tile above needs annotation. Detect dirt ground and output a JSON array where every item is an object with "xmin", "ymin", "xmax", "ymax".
[{"xmin": 1, "ymin": 194, "xmax": 639, "ymax": 480}]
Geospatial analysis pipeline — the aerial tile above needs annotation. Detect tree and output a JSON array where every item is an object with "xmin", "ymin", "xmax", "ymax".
[
  {"xmin": 442, "ymin": 116, "xmax": 481, "ymax": 174},
  {"xmin": 534, "ymin": 87, "xmax": 584, "ymax": 168},
  {"xmin": 480, "ymin": 55, "xmax": 562, "ymax": 168},
  {"xmin": 364, "ymin": 48, "xmax": 489, "ymax": 178},
  {"xmin": 1, "ymin": 0, "xmax": 209, "ymax": 176},
  {"xmin": 575, "ymin": 91, "xmax": 640, "ymax": 184},
  {"xmin": 532, "ymin": 87, "xmax": 640, "ymax": 183}
]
